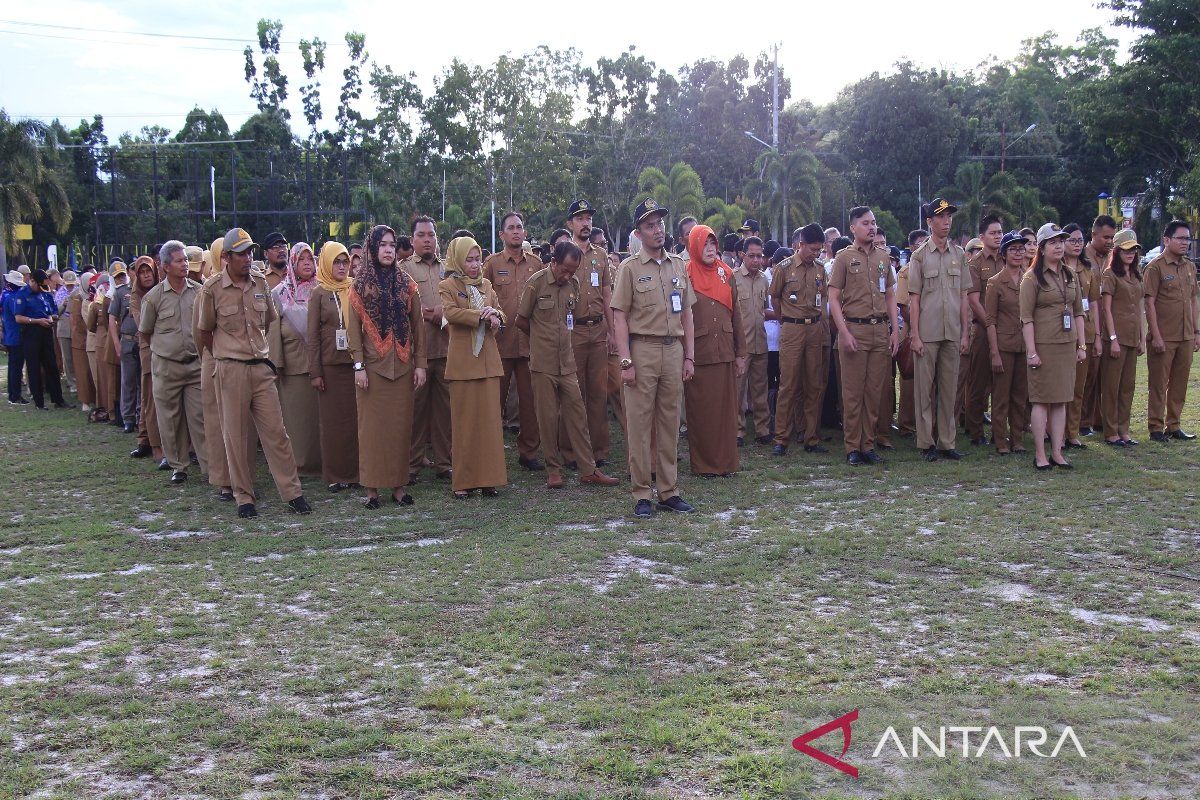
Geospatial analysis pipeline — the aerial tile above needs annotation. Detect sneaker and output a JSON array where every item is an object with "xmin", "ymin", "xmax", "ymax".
[
  {"xmin": 657, "ymin": 495, "xmax": 695, "ymax": 514},
  {"xmin": 287, "ymin": 496, "xmax": 313, "ymax": 514},
  {"xmin": 633, "ymin": 499, "xmax": 653, "ymax": 518},
  {"xmin": 237, "ymin": 503, "xmax": 258, "ymax": 518},
  {"xmin": 7, "ymin": 397, "xmax": 29, "ymax": 405}
]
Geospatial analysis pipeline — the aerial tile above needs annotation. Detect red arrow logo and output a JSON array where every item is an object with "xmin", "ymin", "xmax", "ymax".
[{"xmin": 792, "ymin": 709, "xmax": 859, "ymax": 778}]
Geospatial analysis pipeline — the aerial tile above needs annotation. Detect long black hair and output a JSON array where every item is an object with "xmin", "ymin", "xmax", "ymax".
[
  {"xmin": 1108, "ymin": 246, "xmax": 1141, "ymax": 281},
  {"xmin": 1031, "ymin": 238, "xmax": 1075, "ymax": 290}
]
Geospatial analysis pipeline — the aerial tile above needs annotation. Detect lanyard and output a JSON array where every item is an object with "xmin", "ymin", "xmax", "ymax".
[{"xmin": 331, "ymin": 291, "xmax": 345, "ymax": 329}]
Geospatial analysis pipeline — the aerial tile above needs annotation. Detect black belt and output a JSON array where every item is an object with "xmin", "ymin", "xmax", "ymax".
[
  {"xmin": 575, "ymin": 315, "xmax": 604, "ymax": 326},
  {"xmin": 631, "ymin": 333, "xmax": 680, "ymax": 344},
  {"xmin": 155, "ymin": 353, "xmax": 199, "ymax": 364},
  {"xmin": 845, "ymin": 316, "xmax": 888, "ymax": 325},
  {"xmin": 219, "ymin": 356, "xmax": 277, "ymax": 374},
  {"xmin": 781, "ymin": 315, "xmax": 822, "ymax": 325}
]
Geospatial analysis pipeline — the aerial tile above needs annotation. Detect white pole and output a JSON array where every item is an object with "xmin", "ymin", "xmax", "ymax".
[{"xmin": 210, "ymin": 166, "xmax": 216, "ymax": 221}]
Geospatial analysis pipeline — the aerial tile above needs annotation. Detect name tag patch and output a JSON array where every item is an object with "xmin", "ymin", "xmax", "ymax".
[{"xmin": 637, "ymin": 276, "xmax": 653, "ymax": 283}]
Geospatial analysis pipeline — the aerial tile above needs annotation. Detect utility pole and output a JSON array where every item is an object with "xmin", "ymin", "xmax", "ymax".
[{"xmin": 773, "ymin": 43, "xmax": 783, "ymax": 242}]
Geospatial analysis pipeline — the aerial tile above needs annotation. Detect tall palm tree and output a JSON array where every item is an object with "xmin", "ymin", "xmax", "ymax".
[
  {"xmin": 1009, "ymin": 186, "xmax": 1058, "ymax": 230},
  {"xmin": 702, "ymin": 197, "xmax": 752, "ymax": 238},
  {"xmin": 936, "ymin": 162, "xmax": 1015, "ymax": 238},
  {"xmin": 0, "ymin": 112, "xmax": 71, "ymax": 267},
  {"xmin": 632, "ymin": 162, "xmax": 705, "ymax": 229},
  {"xmin": 743, "ymin": 148, "xmax": 821, "ymax": 242}
]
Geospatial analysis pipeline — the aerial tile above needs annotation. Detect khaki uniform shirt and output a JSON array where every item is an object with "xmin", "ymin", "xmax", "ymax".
[
  {"xmin": 439, "ymin": 276, "xmax": 504, "ymax": 381},
  {"xmin": 517, "ymin": 268, "xmax": 579, "ymax": 376},
  {"xmin": 1019, "ymin": 264, "xmax": 1084, "ymax": 345},
  {"xmin": 264, "ymin": 266, "xmax": 287, "ymax": 291},
  {"xmin": 306, "ymin": 286, "xmax": 355, "ymax": 378},
  {"xmin": 1084, "ymin": 243, "xmax": 1110, "ymax": 273},
  {"xmin": 484, "ymin": 249, "xmax": 542, "ymax": 359},
  {"xmin": 984, "ymin": 270, "xmax": 1025, "ymax": 353},
  {"xmin": 195, "ymin": 270, "xmax": 275, "ymax": 360},
  {"xmin": 692, "ymin": 289, "xmax": 746, "ymax": 366},
  {"xmin": 1143, "ymin": 252, "xmax": 1198, "ymax": 341},
  {"xmin": 829, "ymin": 242, "xmax": 893, "ymax": 319},
  {"xmin": 611, "ymin": 249, "xmax": 696, "ymax": 336},
  {"xmin": 572, "ymin": 241, "xmax": 612, "ymax": 344},
  {"xmin": 907, "ymin": 239, "xmax": 966, "ymax": 342},
  {"xmin": 733, "ymin": 266, "xmax": 769, "ymax": 355},
  {"xmin": 1067, "ymin": 259, "xmax": 1101, "ymax": 340},
  {"xmin": 768, "ymin": 257, "xmax": 826, "ymax": 321},
  {"xmin": 139, "ymin": 278, "xmax": 202, "ymax": 361},
  {"xmin": 1100, "ymin": 268, "xmax": 1144, "ymax": 347},
  {"xmin": 402, "ymin": 255, "xmax": 449, "ymax": 359}
]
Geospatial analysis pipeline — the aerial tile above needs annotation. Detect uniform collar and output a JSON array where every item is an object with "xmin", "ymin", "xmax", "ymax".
[{"xmin": 637, "ymin": 248, "xmax": 671, "ymax": 266}]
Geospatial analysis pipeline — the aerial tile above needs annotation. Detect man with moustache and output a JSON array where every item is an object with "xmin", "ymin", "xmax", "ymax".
[{"xmin": 404, "ymin": 216, "xmax": 453, "ymax": 481}]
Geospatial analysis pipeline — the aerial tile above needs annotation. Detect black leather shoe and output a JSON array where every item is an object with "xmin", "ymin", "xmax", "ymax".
[
  {"xmin": 938, "ymin": 448, "xmax": 965, "ymax": 460},
  {"xmin": 364, "ymin": 497, "xmax": 381, "ymax": 509},
  {"xmin": 772, "ymin": 444, "xmax": 787, "ymax": 456},
  {"xmin": 564, "ymin": 461, "xmax": 578, "ymax": 471},
  {"xmin": 595, "ymin": 459, "xmax": 608, "ymax": 468},
  {"xmin": 54, "ymin": 401, "xmax": 75, "ymax": 409},
  {"xmin": 922, "ymin": 447, "xmax": 939, "ymax": 462},
  {"xmin": 804, "ymin": 444, "xmax": 829, "ymax": 454},
  {"xmin": 847, "ymin": 451, "xmax": 864, "ymax": 466},
  {"xmin": 394, "ymin": 493, "xmax": 414, "ymax": 505},
  {"xmin": 217, "ymin": 489, "xmax": 235, "ymax": 502},
  {"xmin": 123, "ymin": 422, "xmax": 135, "ymax": 433},
  {"xmin": 157, "ymin": 458, "xmax": 171, "ymax": 471},
  {"xmin": 170, "ymin": 470, "xmax": 187, "ymax": 484},
  {"xmin": 518, "ymin": 456, "xmax": 545, "ymax": 471},
  {"xmin": 657, "ymin": 495, "xmax": 695, "ymax": 514},
  {"xmin": 633, "ymin": 499, "xmax": 653, "ymax": 519},
  {"xmin": 737, "ymin": 436, "xmax": 744, "ymax": 447},
  {"xmin": 1104, "ymin": 439, "xmax": 1126, "ymax": 447},
  {"xmin": 1170, "ymin": 429, "xmax": 1196, "ymax": 440},
  {"xmin": 1066, "ymin": 440, "xmax": 1087, "ymax": 450},
  {"xmin": 1035, "ymin": 462, "xmax": 1054, "ymax": 471},
  {"xmin": 237, "ymin": 503, "xmax": 258, "ymax": 518},
  {"xmin": 129, "ymin": 444, "xmax": 152, "ymax": 458},
  {"xmin": 970, "ymin": 436, "xmax": 988, "ymax": 446},
  {"xmin": 1149, "ymin": 431, "xmax": 1169, "ymax": 443},
  {"xmin": 862, "ymin": 450, "xmax": 884, "ymax": 465},
  {"xmin": 1122, "ymin": 438, "xmax": 1139, "ymax": 446},
  {"xmin": 755, "ymin": 435, "xmax": 772, "ymax": 445},
  {"xmin": 1051, "ymin": 457, "xmax": 1073, "ymax": 469},
  {"xmin": 1079, "ymin": 426, "xmax": 1094, "ymax": 436},
  {"xmin": 287, "ymin": 496, "xmax": 313, "ymax": 514}
]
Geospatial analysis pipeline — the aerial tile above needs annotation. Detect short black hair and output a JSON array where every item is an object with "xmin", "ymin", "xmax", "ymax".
[
  {"xmin": 723, "ymin": 233, "xmax": 742, "ymax": 252},
  {"xmin": 771, "ymin": 247, "xmax": 793, "ymax": 265},
  {"xmin": 1164, "ymin": 219, "xmax": 1191, "ymax": 239},
  {"xmin": 500, "ymin": 211, "xmax": 524, "ymax": 229},
  {"xmin": 676, "ymin": 216, "xmax": 697, "ymax": 235},
  {"xmin": 397, "ymin": 235, "xmax": 412, "ymax": 251},
  {"xmin": 799, "ymin": 223, "xmax": 826, "ymax": 245},
  {"xmin": 848, "ymin": 206, "xmax": 872, "ymax": 224},
  {"xmin": 763, "ymin": 240, "xmax": 780, "ymax": 259},
  {"xmin": 979, "ymin": 213, "xmax": 1004, "ymax": 234},
  {"xmin": 830, "ymin": 236, "xmax": 853, "ymax": 256},
  {"xmin": 549, "ymin": 228, "xmax": 570, "ymax": 246},
  {"xmin": 1092, "ymin": 215, "xmax": 1117, "ymax": 231},
  {"xmin": 412, "ymin": 215, "xmax": 436, "ymax": 232},
  {"xmin": 451, "ymin": 228, "xmax": 474, "ymax": 240},
  {"xmin": 742, "ymin": 236, "xmax": 764, "ymax": 251},
  {"xmin": 348, "ymin": 243, "xmax": 363, "ymax": 253},
  {"xmin": 907, "ymin": 229, "xmax": 928, "ymax": 247},
  {"xmin": 552, "ymin": 240, "xmax": 583, "ymax": 265},
  {"xmin": 1061, "ymin": 223, "xmax": 1083, "ymax": 237},
  {"xmin": 589, "ymin": 227, "xmax": 606, "ymax": 240}
]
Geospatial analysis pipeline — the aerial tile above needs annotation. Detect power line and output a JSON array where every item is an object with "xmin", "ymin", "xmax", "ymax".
[
  {"xmin": 0, "ymin": 18, "xmax": 324, "ymax": 46},
  {"xmin": 0, "ymin": 27, "xmax": 249, "ymax": 52}
]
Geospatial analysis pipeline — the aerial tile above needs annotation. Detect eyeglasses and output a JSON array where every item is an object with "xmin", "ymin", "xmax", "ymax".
[
  {"xmin": 1066, "ymin": 238, "xmax": 1085, "ymax": 244},
  {"xmin": 268, "ymin": 243, "xmax": 288, "ymax": 250},
  {"xmin": 1168, "ymin": 236, "xmax": 1193, "ymax": 242}
]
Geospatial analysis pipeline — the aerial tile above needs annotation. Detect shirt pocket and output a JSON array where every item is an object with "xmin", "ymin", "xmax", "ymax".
[
  {"xmin": 251, "ymin": 299, "xmax": 269, "ymax": 327},
  {"xmin": 156, "ymin": 305, "xmax": 180, "ymax": 331},
  {"xmin": 492, "ymin": 270, "xmax": 512, "ymax": 287},
  {"xmin": 217, "ymin": 305, "xmax": 241, "ymax": 334},
  {"xmin": 633, "ymin": 278, "xmax": 657, "ymax": 309},
  {"xmin": 536, "ymin": 296, "xmax": 555, "ymax": 311}
]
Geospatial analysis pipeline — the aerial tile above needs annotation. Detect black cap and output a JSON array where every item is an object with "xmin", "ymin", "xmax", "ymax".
[
  {"xmin": 262, "ymin": 231, "xmax": 287, "ymax": 250},
  {"xmin": 566, "ymin": 199, "xmax": 595, "ymax": 219},
  {"xmin": 888, "ymin": 245, "xmax": 903, "ymax": 261},
  {"xmin": 739, "ymin": 218, "xmax": 760, "ymax": 233},
  {"xmin": 632, "ymin": 197, "xmax": 669, "ymax": 225},
  {"xmin": 722, "ymin": 233, "xmax": 742, "ymax": 251},
  {"xmin": 999, "ymin": 231, "xmax": 1024, "ymax": 254},
  {"xmin": 922, "ymin": 198, "xmax": 958, "ymax": 219}
]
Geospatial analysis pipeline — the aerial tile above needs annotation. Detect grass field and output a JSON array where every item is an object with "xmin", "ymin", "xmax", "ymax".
[{"xmin": 1, "ymin": 356, "xmax": 1197, "ymax": 799}]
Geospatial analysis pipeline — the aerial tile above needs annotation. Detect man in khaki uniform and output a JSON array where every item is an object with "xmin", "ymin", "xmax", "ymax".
[
  {"xmin": 404, "ymin": 216, "xmax": 453, "ymax": 480},
  {"xmin": 1144, "ymin": 220, "xmax": 1199, "ymax": 441},
  {"xmin": 829, "ymin": 207, "xmax": 900, "ymax": 465},
  {"xmin": 139, "ymin": 240, "xmax": 205, "ymax": 485},
  {"xmin": 895, "ymin": 250, "xmax": 915, "ymax": 436},
  {"xmin": 484, "ymin": 211, "xmax": 543, "ymax": 470},
  {"xmin": 562, "ymin": 200, "xmax": 615, "ymax": 467},
  {"xmin": 908, "ymin": 198, "xmax": 970, "ymax": 461},
  {"xmin": 612, "ymin": 198, "xmax": 697, "ymax": 518},
  {"xmin": 964, "ymin": 214, "xmax": 1005, "ymax": 444},
  {"xmin": 734, "ymin": 237, "xmax": 771, "ymax": 445},
  {"xmin": 769, "ymin": 224, "xmax": 829, "ymax": 455},
  {"xmin": 196, "ymin": 228, "xmax": 310, "ymax": 519},
  {"xmin": 516, "ymin": 241, "xmax": 619, "ymax": 489},
  {"xmin": 1083, "ymin": 214, "xmax": 1117, "ymax": 429}
]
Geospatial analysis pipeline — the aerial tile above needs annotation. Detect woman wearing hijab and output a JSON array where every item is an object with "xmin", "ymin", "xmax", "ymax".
[
  {"xmin": 69, "ymin": 270, "xmax": 96, "ymax": 413},
  {"xmin": 1099, "ymin": 229, "xmax": 1145, "ymax": 447},
  {"xmin": 439, "ymin": 236, "xmax": 507, "ymax": 499},
  {"xmin": 307, "ymin": 242, "xmax": 359, "ymax": 491},
  {"xmin": 683, "ymin": 224, "xmax": 747, "ymax": 476},
  {"xmin": 268, "ymin": 242, "xmax": 322, "ymax": 476},
  {"xmin": 347, "ymin": 225, "xmax": 426, "ymax": 508},
  {"xmin": 1020, "ymin": 223, "xmax": 1087, "ymax": 470}
]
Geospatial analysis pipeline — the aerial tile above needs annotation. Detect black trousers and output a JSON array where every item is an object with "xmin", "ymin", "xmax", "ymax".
[
  {"xmin": 5, "ymin": 343, "xmax": 24, "ymax": 401},
  {"xmin": 22, "ymin": 325, "xmax": 63, "ymax": 408}
]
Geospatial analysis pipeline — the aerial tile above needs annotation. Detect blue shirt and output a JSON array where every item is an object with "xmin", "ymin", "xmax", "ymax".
[
  {"xmin": 1, "ymin": 287, "xmax": 22, "ymax": 346},
  {"xmin": 14, "ymin": 286, "xmax": 57, "ymax": 322}
]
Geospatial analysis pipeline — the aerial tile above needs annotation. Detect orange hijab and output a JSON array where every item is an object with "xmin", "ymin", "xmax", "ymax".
[{"xmin": 686, "ymin": 224, "xmax": 733, "ymax": 310}]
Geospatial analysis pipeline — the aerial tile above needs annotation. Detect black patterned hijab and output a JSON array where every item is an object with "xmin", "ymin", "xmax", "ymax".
[{"xmin": 348, "ymin": 225, "xmax": 414, "ymax": 361}]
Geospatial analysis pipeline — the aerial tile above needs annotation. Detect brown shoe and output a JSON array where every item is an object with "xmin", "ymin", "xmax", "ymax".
[
  {"xmin": 545, "ymin": 471, "xmax": 564, "ymax": 489},
  {"xmin": 580, "ymin": 469, "xmax": 619, "ymax": 486}
]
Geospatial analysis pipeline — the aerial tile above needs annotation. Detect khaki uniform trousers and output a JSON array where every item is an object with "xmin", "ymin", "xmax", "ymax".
[
  {"xmin": 215, "ymin": 359, "xmax": 302, "ymax": 506},
  {"xmin": 534, "ymin": 371, "xmax": 596, "ymax": 475},
  {"xmin": 773, "ymin": 323, "xmax": 827, "ymax": 447},
  {"xmin": 57, "ymin": 334, "xmax": 75, "ymax": 391},
  {"xmin": 990, "ymin": 351, "xmax": 1028, "ymax": 449},
  {"xmin": 915, "ymin": 338, "xmax": 960, "ymax": 451},
  {"xmin": 1081, "ymin": 348, "xmax": 1102, "ymax": 429},
  {"xmin": 1147, "ymin": 341, "xmax": 1192, "ymax": 434},
  {"xmin": 876, "ymin": 359, "xmax": 896, "ymax": 445},
  {"xmin": 137, "ymin": 371, "xmax": 162, "ymax": 450},
  {"xmin": 501, "ymin": 357, "xmax": 539, "ymax": 461},
  {"xmin": 563, "ymin": 337, "xmax": 610, "ymax": 463},
  {"xmin": 607, "ymin": 353, "xmax": 627, "ymax": 439},
  {"xmin": 410, "ymin": 357, "xmax": 452, "ymax": 473},
  {"xmin": 838, "ymin": 323, "xmax": 890, "ymax": 454},
  {"xmin": 1068, "ymin": 342, "xmax": 1100, "ymax": 439},
  {"xmin": 964, "ymin": 324, "xmax": 992, "ymax": 439},
  {"xmin": 898, "ymin": 371, "xmax": 916, "ymax": 434},
  {"xmin": 737, "ymin": 352, "xmax": 770, "ymax": 439},
  {"xmin": 1100, "ymin": 342, "xmax": 1138, "ymax": 438},
  {"xmin": 623, "ymin": 336, "xmax": 684, "ymax": 502},
  {"xmin": 151, "ymin": 354, "xmax": 206, "ymax": 473}
]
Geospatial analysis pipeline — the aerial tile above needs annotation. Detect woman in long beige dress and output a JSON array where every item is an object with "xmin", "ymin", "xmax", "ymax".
[
  {"xmin": 439, "ymin": 237, "xmax": 507, "ymax": 499},
  {"xmin": 269, "ymin": 243, "xmax": 322, "ymax": 477},
  {"xmin": 1020, "ymin": 224, "xmax": 1087, "ymax": 470},
  {"xmin": 307, "ymin": 242, "xmax": 360, "ymax": 490},
  {"xmin": 347, "ymin": 225, "xmax": 426, "ymax": 508}
]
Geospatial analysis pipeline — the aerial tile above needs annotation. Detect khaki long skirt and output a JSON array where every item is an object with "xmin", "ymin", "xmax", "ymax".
[
  {"xmin": 685, "ymin": 361, "xmax": 740, "ymax": 475},
  {"xmin": 317, "ymin": 364, "xmax": 359, "ymax": 485},
  {"xmin": 73, "ymin": 346, "xmax": 94, "ymax": 405},
  {"xmin": 279, "ymin": 373, "xmax": 322, "ymax": 477},
  {"xmin": 449, "ymin": 377, "xmax": 507, "ymax": 492},
  {"xmin": 1027, "ymin": 341, "xmax": 1076, "ymax": 404},
  {"xmin": 357, "ymin": 370, "xmax": 414, "ymax": 490}
]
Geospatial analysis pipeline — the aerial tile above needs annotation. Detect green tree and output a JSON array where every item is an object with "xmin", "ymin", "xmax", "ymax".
[
  {"xmin": 936, "ymin": 161, "xmax": 1017, "ymax": 237},
  {"xmin": 1009, "ymin": 186, "xmax": 1058, "ymax": 229},
  {"xmin": 0, "ymin": 112, "xmax": 71, "ymax": 267},
  {"xmin": 743, "ymin": 148, "xmax": 821, "ymax": 241},
  {"xmin": 702, "ymin": 197, "xmax": 752, "ymax": 237},
  {"xmin": 633, "ymin": 162, "xmax": 705, "ymax": 228},
  {"xmin": 244, "ymin": 19, "xmax": 289, "ymax": 119}
]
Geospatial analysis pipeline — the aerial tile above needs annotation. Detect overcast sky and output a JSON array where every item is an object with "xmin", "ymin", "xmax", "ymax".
[{"xmin": 2, "ymin": 0, "xmax": 1135, "ymax": 139}]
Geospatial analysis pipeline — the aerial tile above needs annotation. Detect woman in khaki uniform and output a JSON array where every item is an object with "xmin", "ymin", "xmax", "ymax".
[
  {"xmin": 85, "ymin": 274, "xmax": 113, "ymax": 420},
  {"xmin": 347, "ymin": 225, "xmax": 426, "ymax": 508},
  {"xmin": 683, "ymin": 224, "xmax": 747, "ymax": 476},
  {"xmin": 439, "ymin": 236, "xmax": 507, "ymax": 498},
  {"xmin": 1099, "ymin": 229, "xmax": 1145, "ymax": 446},
  {"xmin": 68, "ymin": 276, "xmax": 96, "ymax": 411},
  {"xmin": 268, "ymin": 243, "xmax": 322, "ymax": 477},
  {"xmin": 1020, "ymin": 224, "xmax": 1087, "ymax": 469},
  {"xmin": 1062, "ymin": 223, "xmax": 1101, "ymax": 448},
  {"xmin": 985, "ymin": 232, "xmax": 1029, "ymax": 454},
  {"xmin": 307, "ymin": 242, "xmax": 359, "ymax": 491}
]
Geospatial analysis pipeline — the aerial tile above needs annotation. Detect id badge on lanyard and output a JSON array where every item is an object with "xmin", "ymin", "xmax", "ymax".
[
  {"xmin": 566, "ymin": 311, "xmax": 574, "ymax": 331},
  {"xmin": 1062, "ymin": 310, "xmax": 1072, "ymax": 331},
  {"xmin": 670, "ymin": 291, "xmax": 683, "ymax": 313},
  {"xmin": 332, "ymin": 293, "xmax": 349, "ymax": 349},
  {"xmin": 878, "ymin": 264, "xmax": 887, "ymax": 294}
]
